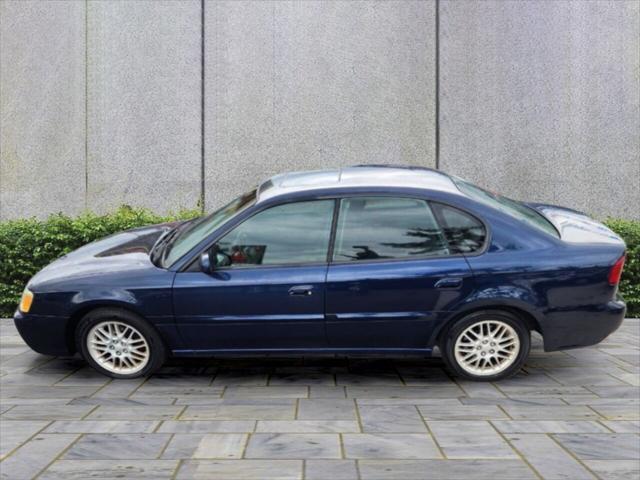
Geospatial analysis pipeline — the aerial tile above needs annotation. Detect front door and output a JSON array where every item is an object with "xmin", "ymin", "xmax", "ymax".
[
  {"xmin": 325, "ymin": 197, "xmax": 481, "ymax": 349},
  {"xmin": 173, "ymin": 199, "xmax": 335, "ymax": 351}
]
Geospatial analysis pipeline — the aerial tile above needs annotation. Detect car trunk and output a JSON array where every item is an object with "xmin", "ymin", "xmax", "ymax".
[{"xmin": 526, "ymin": 203, "xmax": 625, "ymax": 246}]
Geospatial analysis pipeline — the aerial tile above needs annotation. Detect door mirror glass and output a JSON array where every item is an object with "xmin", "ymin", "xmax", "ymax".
[{"xmin": 199, "ymin": 250, "xmax": 213, "ymax": 273}]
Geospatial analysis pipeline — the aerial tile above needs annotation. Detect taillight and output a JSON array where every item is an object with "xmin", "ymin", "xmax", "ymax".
[{"xmin": 608, "ymin": 255, "xmax": 626, "ymax": 286}]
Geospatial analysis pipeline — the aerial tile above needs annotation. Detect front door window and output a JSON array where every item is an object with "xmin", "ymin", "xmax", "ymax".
[{"xmin": 216, "ymin": 200, "xmax": 335, "ymax": 267}]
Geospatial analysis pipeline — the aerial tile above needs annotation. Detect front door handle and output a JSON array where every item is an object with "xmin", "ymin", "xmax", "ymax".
[
  {"xmin": 434, "ymin": 277, "xmax": 463, "ymax": 289},
  {"xmin": 288, "ymin": 285, "xmax": 314, "ymax": 296}
]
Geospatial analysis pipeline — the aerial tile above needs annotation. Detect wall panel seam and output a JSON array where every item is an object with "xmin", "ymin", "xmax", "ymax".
[
  {"xmin": 435, "ymin": 0, "xmax": 440, "ymax": 170},
  {"xmin": 84, "ymin": 0, "xmax": 89, "ymax": 210},
  {"xmin": 200, "ymin": 0, "xmax": 206, "ymax": 213}
]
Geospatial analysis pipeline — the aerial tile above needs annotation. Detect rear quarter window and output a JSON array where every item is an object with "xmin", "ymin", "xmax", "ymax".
[{"xmin": 431, "ymin": 203, "xmax": 487, "ymax": 254}]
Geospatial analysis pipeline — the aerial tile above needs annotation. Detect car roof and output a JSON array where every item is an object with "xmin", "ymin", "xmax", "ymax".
[{"xmin": 257, "ymin": 165, "xmax": 461, "ymax": 202}]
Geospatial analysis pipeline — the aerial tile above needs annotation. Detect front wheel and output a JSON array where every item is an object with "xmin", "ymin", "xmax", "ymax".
[
  {"xmin": 77, "ymin": 308, "xmax": 166, "ymax": 379},
  {"xmin": 441, "ymin": 311, "xmax": 530, "ymax": 381}
]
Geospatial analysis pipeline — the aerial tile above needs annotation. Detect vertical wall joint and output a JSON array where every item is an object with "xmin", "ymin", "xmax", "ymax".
[
  {"xmin": 435, "ymin": 0, "xmax": 440, "ymax": 170},
  {"xmin": 200, "ymin": 0, "xmax": 206, "ymax": 212}
]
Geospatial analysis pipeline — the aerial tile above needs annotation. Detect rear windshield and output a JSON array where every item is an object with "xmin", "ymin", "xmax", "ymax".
[{"xmin": 452, "ymin": 177, "xmax": 559, "ymax": 238}]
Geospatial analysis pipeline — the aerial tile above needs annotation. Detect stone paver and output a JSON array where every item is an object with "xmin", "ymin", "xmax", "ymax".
[
  {"xmin": 343, "ymin": 433, "xmax": 441, "ymax": 459},
  {"xmin": 0, "ymin": 433, "xmax": 78, "ymax": 479},
  {"xmin": 176, "ymin": 459, "xmax": 301, "ymax": 479},
  {"xmin": 0, "ymin": 318, "xmax": 639, "ymax": 479},
  {"xmin": 0, "ymin": 420, "xmax": 48, "ymax": 460},
  {"xmin": 62, "ymin": 433, "xmax": 171, "ymax": 460},
  {"xmin": 359, "ymin": 459, "xmax": 540, "ymax": 479},
  {"xmin": 39, "ymin": 460, "xmax": 178, "ymax": 479},
  {"xmin": 506, "ymin": 433, "xmax": 596, "ymax": 479},
  {"xmin": 245, "ymin": 433, "xmax": 341, "ymax": 459},
  {"xmin": 297, "ymin": 399, "xmax": 357, "ymax": 420},
  {"xmin": 428, "ymin": 420, "xmax": 517, "ymax": 459},
  {"xmin": 584, "ymin": 460, "xmax": 640, "ymax": 480},
  {"xmin": 554, "ymin": 433, "xmax": 640, "ymax": 461},
  {"xmin": 162, "ymin": 433, "xmax": 248, "ymax": 459},
  {"xmin": 305, "ymin": 459, "xmax": 358, "ymax": 480},
  {"xmin": 358, "ymin": 404, "xmax": 427, "ymax": 432}
]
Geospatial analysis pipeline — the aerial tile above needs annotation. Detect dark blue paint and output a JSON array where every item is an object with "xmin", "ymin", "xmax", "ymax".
[
  {"xmin": 325, "ymin": 256, "xmax": 473, "ymax": 348},
  {"xmin": 14, "ymin": 178, "xmax": 626, "ymax": 357},
  {"xmin": 173, "ymin": 266, "xmax": 328, "ymax": 350}
]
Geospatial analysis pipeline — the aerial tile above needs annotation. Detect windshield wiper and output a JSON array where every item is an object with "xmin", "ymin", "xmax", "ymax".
[
  {"xmin": 159, "ymin": 227, "xmax": 184, "ymax": 265},
  {"xmin": 150, "ymin": 227, "xmax": 181, "ymax": 265}
]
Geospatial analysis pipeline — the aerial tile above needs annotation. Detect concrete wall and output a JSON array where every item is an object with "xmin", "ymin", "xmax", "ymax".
[
  {"xmin": 0, "ymin": 0, "xmax": 86, "ymax": 218},
  {"xmin": 1, "ymin": 0, "xmax": 638, "ymax": 220},
  {"xmin": 87, "ymin": 0, "xmax": 202, "ymax": 214},
  {"xmin": 440, "ymin": 0, "xmax": 640, "ymax": 219},
  {"xmin": 204, "ymin": 1, "xmax": 435, "ymax": 209}
]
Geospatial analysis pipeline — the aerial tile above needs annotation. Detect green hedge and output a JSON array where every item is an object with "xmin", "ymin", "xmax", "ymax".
[
  {"xmin": 604, "ymin": 218, "xmax": 640, "ymax": 316},
  {"xmin": 0, "ymin": 208, "xmax": 638, "ymax": 318},
  {"xmin": 0, "ymin": 206, "xmax": 199, "ymax": 317}
]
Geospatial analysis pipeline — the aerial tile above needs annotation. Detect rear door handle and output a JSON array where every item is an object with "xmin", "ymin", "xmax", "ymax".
[
  {"xmin": 434, "ymin": 277, "xmax": 463, "ymax": 289},
  {"xmin": 288, "ymin": 285, "xmax": 314, "ymax": 296}
]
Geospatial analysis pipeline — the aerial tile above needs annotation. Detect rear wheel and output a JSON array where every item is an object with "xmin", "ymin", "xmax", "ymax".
[
  {"xmin": 77, "ymin": 308, "xmax": 166, "ymax": 379},
  {"xmin": 441, "ymin": 310, "xmax": 530, "ymax": 381}
]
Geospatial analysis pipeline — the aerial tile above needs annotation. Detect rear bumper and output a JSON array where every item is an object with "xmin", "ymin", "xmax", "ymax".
[
  {"xmin": 13, "ymin": 310, "xmax": 73, "ymax": 356},
  {"xmin": 540, "ymin": 299, "xmax": 626, "ymax": 352}
]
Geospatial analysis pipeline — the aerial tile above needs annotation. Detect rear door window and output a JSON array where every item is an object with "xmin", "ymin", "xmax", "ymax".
[{"xmin": 333, "ymin": 197, "xmax": 450, "ymax": 261}]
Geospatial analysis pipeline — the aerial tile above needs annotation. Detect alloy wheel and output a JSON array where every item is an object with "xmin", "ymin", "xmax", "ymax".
[
  {"xmin": 453, "ymin": 319, "xmax": 520, "ymax": 376},
  {"xmin": 86, "ymin": 320, "xmax": 150, "ymax": 375}
]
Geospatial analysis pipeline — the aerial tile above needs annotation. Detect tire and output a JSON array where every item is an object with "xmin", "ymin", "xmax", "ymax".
[
  {"xmin": 441, "ymin": 310, "xmax": 530, "ymax": 381},
  {"xmin": 76, "ymin": 308, "xmax": 167, "ymax": 379}
]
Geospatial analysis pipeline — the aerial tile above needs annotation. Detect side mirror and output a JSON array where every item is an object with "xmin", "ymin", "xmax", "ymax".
[
  {"xmin": 199, "ymin": 250, "xmax": 213, "ymax": 274},
  {"xmin": 200, "ymin": 244, "xmax": 231, "ymax": 274}
]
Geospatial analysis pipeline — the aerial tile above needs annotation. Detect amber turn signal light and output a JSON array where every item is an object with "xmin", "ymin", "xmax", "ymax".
[{"xmin": 19, "ymin": 289, "xmax": 34, "ymax": 313}]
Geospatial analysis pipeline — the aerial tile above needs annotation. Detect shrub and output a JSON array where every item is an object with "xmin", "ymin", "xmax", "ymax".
[
  {"xmin": 604, "ymin": 218, "xmax": 640, "ymax": 317},
  {"xmin": 0, "ymin": 209, "xmax": 638, "ymax": 318},
  {"xmin": 0, "ymin": 206, "xmax": 200, "ymax": 317}
]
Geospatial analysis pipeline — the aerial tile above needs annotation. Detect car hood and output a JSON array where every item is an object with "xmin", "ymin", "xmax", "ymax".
[
  {"xmin": 526, "ymin": 203, "xmax": 624, "ymax": 245},
  {"xmin": 28, "ymin": 222, "xmax": 181, "ymax": 290}
]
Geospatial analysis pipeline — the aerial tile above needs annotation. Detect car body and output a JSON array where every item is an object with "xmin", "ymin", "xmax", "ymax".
[{"xmin": 14, "ymin": 165, "xmax": 627, "ymax": 380}]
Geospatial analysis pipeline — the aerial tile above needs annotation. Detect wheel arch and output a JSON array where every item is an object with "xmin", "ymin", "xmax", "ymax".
[
  {"xmin": 65, "ymin": 301, "xmax": 160, "ymax": 355},
  {"xmin": 431, "ymin": 301, "xmax": 542, "ymax": 348}
]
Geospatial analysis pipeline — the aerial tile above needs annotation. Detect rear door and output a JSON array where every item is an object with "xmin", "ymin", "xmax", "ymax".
[
  {"xmin": 173, "ymin": 199, "xmax": 335, "ymax": 351},
  {"xmin": 325, "ymin": 197, "xmax": 483, "ymax": 349}
]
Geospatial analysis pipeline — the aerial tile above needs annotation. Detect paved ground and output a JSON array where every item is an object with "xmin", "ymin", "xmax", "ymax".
[{"xmin": 0, "ymin": 318, "xmax": 638, "ymax": 480}]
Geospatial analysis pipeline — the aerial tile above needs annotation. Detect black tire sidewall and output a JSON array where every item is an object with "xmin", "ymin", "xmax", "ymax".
[
  {"xmin": 76, "ymin": 308, "xmax": 166, "ymax": 379},
  {"xmin": 442, "ymin": 310, "xmax": 530, "ymax": 381}
]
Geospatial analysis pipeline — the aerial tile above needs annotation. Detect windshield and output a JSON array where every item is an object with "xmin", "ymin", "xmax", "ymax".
[
  {"xmin": 162, "ymin": 189, "xmax": 257, "ymax": 267},
  {"xmin": 452, "ymin": 177, "xmax": 559, "ymax": 238}
]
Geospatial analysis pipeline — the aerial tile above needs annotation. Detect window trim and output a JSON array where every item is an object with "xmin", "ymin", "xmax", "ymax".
[
  {"xmin": 181, "ymin": 194, "xmax": 492, "ymax": 273},
  {"xmin": 329, "ymin": 193, "xmax": 491, "ymax": 265}
]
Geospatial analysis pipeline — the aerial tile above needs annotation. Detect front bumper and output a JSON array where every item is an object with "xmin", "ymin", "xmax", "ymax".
[
  {"xmin": 540, "ymin": 299, "xmax": 626, "ymax": 352},
  {"xmin": 13, "ymin": 310, "xmax": 74, "ymax": 356}
]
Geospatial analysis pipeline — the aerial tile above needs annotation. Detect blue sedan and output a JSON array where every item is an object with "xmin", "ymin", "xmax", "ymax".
[{"xmin": 14, "ymin": 165, "xmax": 627, "ymax": 380}]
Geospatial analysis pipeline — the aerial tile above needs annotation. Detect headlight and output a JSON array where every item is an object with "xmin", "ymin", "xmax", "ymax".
[{"xmin": 19, "ymin": 289, "xmax": 34, "ymax": 313}]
